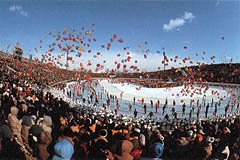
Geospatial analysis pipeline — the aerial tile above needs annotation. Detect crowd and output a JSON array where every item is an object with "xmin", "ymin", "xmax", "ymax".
[
  {"xmin": 0, "ymin": 51, "xmax": 79, "ymax": 86},
  {"xmin": 0, "ymin": 53, "xmax": 240, "ymax": 160}
]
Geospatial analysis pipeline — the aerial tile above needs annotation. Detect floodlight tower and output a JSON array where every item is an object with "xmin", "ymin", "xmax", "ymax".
[{"xmin": 13, "ymin": 41, "xmax": 23, "ymax": 61}]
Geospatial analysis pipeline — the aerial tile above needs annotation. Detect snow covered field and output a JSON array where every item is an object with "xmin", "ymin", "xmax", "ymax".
[
  {"xmin": 99, "ymin": 80, "xmax": 229, "ymax": 106},
  {"xmin": 98, "ymin": 80, "xmax": 239, "ymax": 119},
  {"xmin": 48, "ymin": 79, "xmax": 239, "ymax": 120}
]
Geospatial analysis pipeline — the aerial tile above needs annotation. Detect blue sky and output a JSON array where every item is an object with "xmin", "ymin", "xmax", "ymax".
[{"xmin": 0, "ymin": 0, "xmax": 239, "ymax": 72}]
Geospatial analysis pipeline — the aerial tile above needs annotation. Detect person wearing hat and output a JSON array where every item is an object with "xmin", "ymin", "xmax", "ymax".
[
  {"xmin": 38, "ymin": 115, "xmax": 52, "ymax": 135},
  {"xmin": 21, "ymin": 115, "xmax": 35, "ymax": 159},
  {"xmin": 0, "ymin": 124, "xmax": 12, "ymax": 139},
  {"xmin": 114, "ymin": 140, "xmax": 134, "ymax": 160},
  {"xmin": 8, "ymin": 106, "xmax": 24, "ymax": 146},
  {"xmin": 140, "ymin": 142, "xmax": 164, "ymax": 160},
  {"xmin": 29, "ymin": 125, "xmax": 44, "ymax": 138},
  {"xmin": 52, "ymin": 139, "xmax": 74, "ymax": 160},
  {"xmin": 37, "ymin": 130, "xmax": 52, "ymax": 160},
  {"xmin": 0, "ymin": 124, "xmax": 26, "ymax": 160}
]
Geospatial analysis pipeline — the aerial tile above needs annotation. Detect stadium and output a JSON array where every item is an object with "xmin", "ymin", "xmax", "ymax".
[{"xmin": 1, "ymin": 1, "xmax": 240, "ymax": 160}]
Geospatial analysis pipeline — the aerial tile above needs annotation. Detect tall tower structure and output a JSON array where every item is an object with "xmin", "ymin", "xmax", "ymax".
[{"xmin": 13, "ymin": 41, "xmax": 23, "ymax": 61}]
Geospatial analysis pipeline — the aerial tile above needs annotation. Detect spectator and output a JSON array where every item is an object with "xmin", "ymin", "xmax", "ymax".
[{"xmin": 52, "ymin": 139, "xmax": 74, "ymax": 160}]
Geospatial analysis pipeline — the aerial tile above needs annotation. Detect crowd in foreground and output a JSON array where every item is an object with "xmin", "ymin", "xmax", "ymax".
[{"xmin": 0, "ymin": 54, "xmax": 240, "ymax": 160}]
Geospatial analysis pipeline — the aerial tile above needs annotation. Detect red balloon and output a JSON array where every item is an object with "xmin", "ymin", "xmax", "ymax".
[
  {"xmin": 117, "ymin": 63, "xmax": 121, "ymax": 69},
  {"xmin": 118, "ymin": 39, "xmax": 124, "ymax": 43}
]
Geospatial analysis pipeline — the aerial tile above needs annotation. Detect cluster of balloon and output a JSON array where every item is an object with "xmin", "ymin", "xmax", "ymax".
[
  {"xmin": 156, "ymin": 36, "xmax": 239, "ymax": 105},
  {"xmin": 38, "ymin": 25, "xmax": 142, "ymax": 73},
  {"xmin": 39, "ymin": 25, "xmax": 99, "ymax": 70},
  {"xmin": 171, "ymin": 47, "xmax": 216, "ymax": 103},
  {"xmin": 37, "ymin": 26, "xmax": 238, "ymax": 105}
]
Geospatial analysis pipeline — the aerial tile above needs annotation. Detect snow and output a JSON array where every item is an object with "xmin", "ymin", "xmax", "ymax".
[
  {"xmin": 48, "ymin": 79, "xmax": 240, "ymax": 120},
  {"xmin": 99, "ymin": 80, "xmax": 229, "ymax": 105}
]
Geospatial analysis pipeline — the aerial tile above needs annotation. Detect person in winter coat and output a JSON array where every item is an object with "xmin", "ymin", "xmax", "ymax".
[
  {"xmin": 114, "ymin": 140, "xmax": 134, "ymax": 160},
  {"xmin": 8, "ymin": 106, "xmax": 23, "ymax": 146},
  {"xmin": 0, "ymin": 124, "xmax": 25, "ymax": 160},
  {"xmin": 130, "ymin": 139, "xmax": 143, "ymax": 160},
  {"xmin": 38, "ymin": 115, "xmax": 52, "ymax": 135},
  {"xmin": 38, "ymin": 131, "xmax": 52, "ymax": 160},
  {"xmin": 21, "ymin": 115, "xmax": 36, "ymax": 160}
]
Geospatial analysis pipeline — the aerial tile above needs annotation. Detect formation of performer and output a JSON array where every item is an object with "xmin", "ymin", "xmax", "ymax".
[{"xmin": 64, "ymin": 81, "xmax": 240, "ymax": 120}]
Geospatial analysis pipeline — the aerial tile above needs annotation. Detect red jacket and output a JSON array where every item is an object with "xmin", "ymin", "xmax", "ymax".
[{"xmin": 130, "ymin": 149, "xmax": 143, "ymax": 160}]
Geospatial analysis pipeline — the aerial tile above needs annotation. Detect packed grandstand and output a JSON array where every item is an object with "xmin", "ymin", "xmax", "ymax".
[{"xmin": 0, "ymin": 50, "xmax": 240, "ymax": 160}]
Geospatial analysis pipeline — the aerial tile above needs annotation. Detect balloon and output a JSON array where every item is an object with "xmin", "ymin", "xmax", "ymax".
[
  {"xmin": 118, "ymin": 39, "xmax": 124, "ymax": 43},
  {"xmin": 117, "ymin": 63, "xmax": 121, "ymax": 69},
  {"xmin": 113, "ymin": 34, "xmax": 117, "ymax": 39}
]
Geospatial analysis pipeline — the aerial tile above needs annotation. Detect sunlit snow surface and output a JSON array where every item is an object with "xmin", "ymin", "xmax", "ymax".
[{"xmin": 50, "ymin": 80, "xmax": 239, "ymax": 120}]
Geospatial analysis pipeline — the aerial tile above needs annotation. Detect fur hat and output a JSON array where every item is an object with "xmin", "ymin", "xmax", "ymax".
[
  {"xmin": 29, "ymin": 125, "xmax": 43, "ymax": 137},
  {"xmin": 22, "ymin": 116, "xmax": 32, "ymax": 126},
  {"xmin": 10, "ymin": 106, "xmax": 19, "ymax": 115},
  {"xmin": 53, "ymin": 139, "xmax": 74, "ymax": 160},
  {"xmin": 39, "ymin": 116, "xmax": 52, "ymax": 134},
  {"xmin": 43, "ymin": 116, "xmax": 52, "ymax": 127},
  {"xmin": 0, "ymin": 124, "xmax": 12, "ymax": 138}
]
